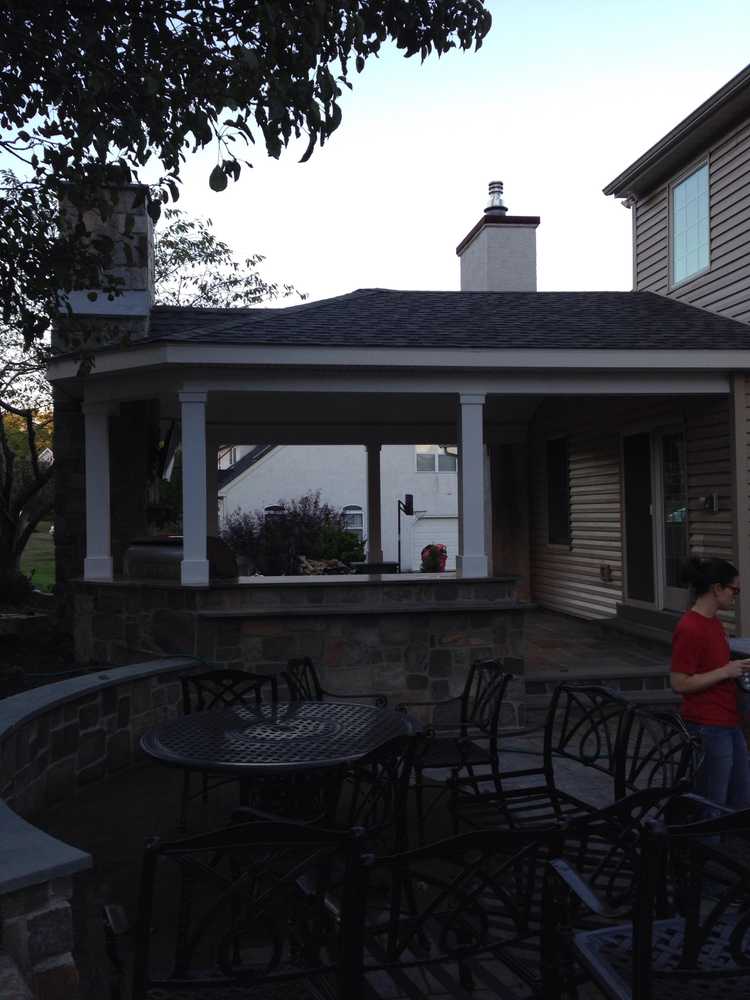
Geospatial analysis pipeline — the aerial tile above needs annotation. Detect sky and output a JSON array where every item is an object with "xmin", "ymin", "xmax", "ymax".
[{"xmin": 98, "ymin": 4, "xmax": 750, "ymax": 302}]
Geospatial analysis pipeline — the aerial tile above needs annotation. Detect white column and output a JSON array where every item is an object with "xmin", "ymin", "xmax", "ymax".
[
  {"xmin": 180, "ymin": 391, "xmax": 210, "ymax": 586},
  {"xmin": 83, "ymin": 402, "xmax": 116, "ymax": 581},
  {"xmin": 366, "ymin": 443, "xmax": 383, "ymax": 563},
  {"xmin": 206, "ymin": 435, "xmax": 219, "ymax": 537},
  {"xmin": 456, "ymin": 393, "xmax": 488, "ymax": 577}
]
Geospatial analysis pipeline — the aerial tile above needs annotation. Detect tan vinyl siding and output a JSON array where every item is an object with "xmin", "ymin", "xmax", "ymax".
[
  {"xmin": 634, "ymin": 117, "xmax": 750, "ymax": 323},
  {"xmin": 529, "ymin": 397, "xmax": 735, "ymax": 624}
]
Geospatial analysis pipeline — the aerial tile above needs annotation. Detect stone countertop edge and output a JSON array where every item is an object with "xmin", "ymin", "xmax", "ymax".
[
  {"xmin": 197, "ymin": 601, "xmax": 535, "ymax": 619},
  {"xmin": 0, "ymin": 657, "xmax": 201, "ymax": 738},
  {"xmin": 73, "ymin": 573, "xmax": 521, "ymax": 589},
  {"xmin": 0, "ymin": 800, "xmax": 91, "ymax": 894},
  {"xmin": 0, "ymin": 657, "xmax": 201, "ymax": 895}
]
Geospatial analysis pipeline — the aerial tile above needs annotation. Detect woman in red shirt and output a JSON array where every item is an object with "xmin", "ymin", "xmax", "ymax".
[{"xmin": 671, "ymin": 557, "xmax": 750, "ymax": 811}]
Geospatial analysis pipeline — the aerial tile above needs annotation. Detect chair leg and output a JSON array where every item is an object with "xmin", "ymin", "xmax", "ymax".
[
  {"xmin": 179, "ymin": 770, "xmax": 190, "ymax": 833},
  {"xmin": 414, "ymin": 768, "xmax": 425, "ymax": 846}
]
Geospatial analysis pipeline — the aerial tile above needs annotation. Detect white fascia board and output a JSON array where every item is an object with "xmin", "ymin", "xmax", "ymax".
[{"xmin": 46, "ymin": 340, "xmax": 750, "ymax": 381}]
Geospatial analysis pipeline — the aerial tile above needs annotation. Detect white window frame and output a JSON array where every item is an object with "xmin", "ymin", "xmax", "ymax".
[
  {"xmin": 669, "ymin": 160, "xmax": 710, "ymax": 288},
  {"xmin": 342, "ymin": 504, "xmax": 364, "ymax": 539},
  {"xmin": 415, "ymin": 444, "xmax": 457, "ymax": 474}
]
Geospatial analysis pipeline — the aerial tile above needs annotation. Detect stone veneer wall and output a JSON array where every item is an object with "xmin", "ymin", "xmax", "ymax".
[
  {"xmin": 0, "ymin": 658, "xmax": 201, "ymax": 1000},
  {"xmin": 74, "ymin": 576, "xmax": 528, "ymax": 716}
]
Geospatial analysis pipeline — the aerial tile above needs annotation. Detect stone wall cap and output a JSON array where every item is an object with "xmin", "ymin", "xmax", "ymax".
[
  {"xmin": 198, "ymin": 600, "xmax": 532, "ymax": 620},
  {"xmin": 0, "ymin": 657, "xmax": 200, "ymax": 741},
  {"xmin": 0, "ymin": 801, "xmax": 91, "ymax": 895},
  {"xmin": 74, "ymin": 573, "xmax": 521, "ymax": 590}
]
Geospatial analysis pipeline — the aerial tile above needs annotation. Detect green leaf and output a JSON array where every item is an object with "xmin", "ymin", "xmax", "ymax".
[{"xmin": 209, "ymin": 165, "xmax": 228, "ymax": 191}]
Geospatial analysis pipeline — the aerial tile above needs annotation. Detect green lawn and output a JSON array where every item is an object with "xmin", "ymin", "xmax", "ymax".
[{"xmin": 20, "ymin": 521, "xmax": 55, "ymax": 591}]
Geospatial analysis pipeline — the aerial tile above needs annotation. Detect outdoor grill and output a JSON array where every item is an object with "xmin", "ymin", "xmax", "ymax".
[{"xmin": 123, "ymin": 535, "xmax": 238, "ymax": 581}]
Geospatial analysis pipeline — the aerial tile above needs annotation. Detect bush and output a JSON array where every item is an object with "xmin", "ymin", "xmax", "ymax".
[
  {"xmin": 221, "ymin": 491, "xmax": 365, "ymax": 575},
  {"xmin": 0, "ymin": 569, "xmax": 34, "ymax": 606}
]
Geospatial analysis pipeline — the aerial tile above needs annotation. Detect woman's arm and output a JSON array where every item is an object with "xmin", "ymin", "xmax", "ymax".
[{"xmin": 671, "ymin": 658, "xmax": 750, "ymax": 694}]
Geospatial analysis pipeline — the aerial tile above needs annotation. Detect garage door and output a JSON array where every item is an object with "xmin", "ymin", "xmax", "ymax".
[{"xmin": 413, "ymin": 517, "xmax": 458, "ymax": 571}]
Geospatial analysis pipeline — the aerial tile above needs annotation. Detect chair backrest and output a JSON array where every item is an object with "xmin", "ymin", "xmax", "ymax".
[
  {"xmin": 615, "ymin": 707, "xmax": 700, "ymax": 803},
  {"xmin": 333, "ymin": 733, "xmax": 425, "ymax": 852},
  {"xmin": 628, "ymin": 810, "xmax": 750, "ymax": 1000},
  {"xmin": 543, "ymin": 683, "xmax": 630, "ymax": 789},
  {"xmin": 459, "ymin": 656, "xmax": 519, "ymax": 738},
  {"xmin": 283, "ymin": 657, "xmax": 324, "ymax": 702},
  {"xmin": 181, "ymin": 668, "xmax": 278, "ymax": 714},
  {"xmin": 364, "ymin": 824, "xmax": 566, "ymax": 996},
  {"xmin": 132, "ymin": 820, "xmax": 368, "ymax": 1000}
]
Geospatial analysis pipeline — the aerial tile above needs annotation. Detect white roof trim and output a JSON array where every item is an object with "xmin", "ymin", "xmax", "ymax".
[{"xmin": 47, "ymin": 341, "xmax": 750, "ymax": 382}]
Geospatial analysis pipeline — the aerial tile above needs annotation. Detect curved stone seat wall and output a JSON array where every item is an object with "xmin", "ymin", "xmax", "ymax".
[{"xmin": 0, "ymin": 657, "xmax": 201, "ymax": 999}]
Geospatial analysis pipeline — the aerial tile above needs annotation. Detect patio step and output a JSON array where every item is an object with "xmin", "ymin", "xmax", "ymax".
[
  {"xmin": 521, "ymin": 666, "xmax": 678, "ymax": 727},
  {"xmin": 598, "ymin": 605, "xmax": 680, "ymax": 652}
]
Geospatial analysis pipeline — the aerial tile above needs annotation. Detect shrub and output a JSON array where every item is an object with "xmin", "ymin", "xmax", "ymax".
[{"xmin": 221, "ymin": 491, "xmax": 365, "ymax": 575}]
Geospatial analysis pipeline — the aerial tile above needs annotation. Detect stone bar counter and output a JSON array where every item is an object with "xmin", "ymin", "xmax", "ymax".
[{"xmin": 73, "ymin": 574, "xmax": 528, "ymax": 707}]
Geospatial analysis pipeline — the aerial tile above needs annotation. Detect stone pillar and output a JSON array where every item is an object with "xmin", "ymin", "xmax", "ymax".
[
  {"xmin": 53, "ymin": 389, "xmax": 85, "ymax": 621},
  {"xmin": 456, "ymin": 393, "xmax": 488, "ymax": 577},
  {"xmin": 206, "ymin": 435, "xmax": 219, "ymax": 537},
  {"xmin": 731, "ymin": 374, "xmax": 750, "ymax": 634},
  {"xmin": 179, "ymin": 391, "xmax": 209, "ymax": 586},
  {"xmin": 82, "ymin": 402, "xmax": 117, "ymax": 581},
  {"xmin": 366, "ymin": 443, "xmax": 383, "ymax": 563}
]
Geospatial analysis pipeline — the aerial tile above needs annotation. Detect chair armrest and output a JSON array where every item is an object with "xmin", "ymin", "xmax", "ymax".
[
  {"xmin": 322, "ymin": 688, "xmax": 388, "ymax": 708},
  {"xmin": 546, "ymin": 859, "xmax": 630, "ymax": 921},
  {"xmin": 396, "ymin": 694, "xmax": 462, "ymax": 711}
]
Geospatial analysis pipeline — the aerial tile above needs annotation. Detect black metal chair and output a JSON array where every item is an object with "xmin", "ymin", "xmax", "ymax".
[
  {"xmin": 452, "ymin": 682, "xmax": 632, "ymax": 831},
  {"xmin": 283, "ymin": 655, "xmax": 387, "ymax": 707},
  {"xmin": 397, "ymin": 657, "xmax": 518, "ymax": 842},
  {"xmin": 178, "ymin": 668, "xmax": 279, "ymax": 830},
  {"xmin": 361, "ymin": 824, "xmax": 569, "ymax": 998},
  {"xmin": 546, "ymin": 806, "xmax": 750, "ymax": 1000},
  {"xmin": 107, "ymin": 820, "xmax": 369, "ymax": 999}
]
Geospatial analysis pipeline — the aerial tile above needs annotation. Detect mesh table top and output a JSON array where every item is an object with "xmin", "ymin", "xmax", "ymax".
[{"xmin": 140, "ymin": 701, "xmax": 411, "ymax": 774}]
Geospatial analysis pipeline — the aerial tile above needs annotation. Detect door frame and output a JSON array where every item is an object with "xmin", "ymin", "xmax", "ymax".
[
  {"xmin": 620, "ymin": 430, "xmax": 656, "ymax": 609},
  {"xmin": 621, "ymin": 421, "xmax": 689, "ymax": 611},
  {"xmin": 651, "ymin": 424, "xmax": 690, "ymax": 612}
]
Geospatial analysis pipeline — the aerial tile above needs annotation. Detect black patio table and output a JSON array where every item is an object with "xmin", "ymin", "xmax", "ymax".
[{"xmin": 140, "ymin": 700, "xmax": 412, "ymax": 776}]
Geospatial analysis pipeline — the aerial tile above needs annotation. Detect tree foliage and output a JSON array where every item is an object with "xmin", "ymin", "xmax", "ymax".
[
  {"xmin": 0, "ymin": 1, "xmax": 491, "ymax": 345},
  {"xmin": 154, "ymin": 209, "xmax": 304, "ymax": 308}
]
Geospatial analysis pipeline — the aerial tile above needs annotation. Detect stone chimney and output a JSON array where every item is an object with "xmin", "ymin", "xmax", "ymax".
[
  {"xmin": 456, "ymin": 181, "xmax": 540, "ymax": 291},
  {"xmin": 54, "ymin": 183, "xmax": 155, "ymax": 351}
]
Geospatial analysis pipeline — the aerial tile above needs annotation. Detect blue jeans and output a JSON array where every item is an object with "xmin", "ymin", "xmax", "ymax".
[{"xmin": 685, "ymin": 723, "xmax": 750, "ymax": 811}]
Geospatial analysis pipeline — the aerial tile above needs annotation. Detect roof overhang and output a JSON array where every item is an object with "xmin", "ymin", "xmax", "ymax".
[
  {"xmin": 45, "ymin": 340, "xmax": 750, "ymax": 383},
  {"xmin": 604, "ymin": 63, "xmax": 750, "ymax": 200}
]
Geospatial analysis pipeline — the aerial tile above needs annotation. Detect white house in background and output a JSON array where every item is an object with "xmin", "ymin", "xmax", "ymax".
[{"xmin": 217, "ymin": 443, "xmax": 459, "ymax": 571}]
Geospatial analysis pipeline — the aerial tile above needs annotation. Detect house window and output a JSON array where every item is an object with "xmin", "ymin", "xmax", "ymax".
[
  {"xmin": 415, "ymin": 445, "xmax": 458, "ymax": 473},
  {"xmin": 672, "ymin": 163, "xmax": 709, "ymax": 285},
  {"xmin": 342, "ymin": 505, "xmax": 364, "ymax": 539},
  {"xmin": 547, "ymin": 437, "xmax": 570, "ymax": 545}
]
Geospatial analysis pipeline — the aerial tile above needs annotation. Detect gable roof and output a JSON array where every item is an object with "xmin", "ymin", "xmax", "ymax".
[
  {"xmin": 604, "ymin": 62, "xmax": 750, "ymax": 199},
  {"xmin": 217, "ymin": 444, "xmax": 275, "ymax": 490},
  {"xmin": 147, "ymin": 289, "xmax": 750, "ymax": 351}
]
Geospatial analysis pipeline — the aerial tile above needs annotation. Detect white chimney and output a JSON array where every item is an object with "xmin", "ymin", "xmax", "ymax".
[{"xmin": 456, "ymin": 181, "xmax": 539, "ymax": 291}]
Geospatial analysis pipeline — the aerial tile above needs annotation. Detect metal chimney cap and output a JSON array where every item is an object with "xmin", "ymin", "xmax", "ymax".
[{"xmin": 485, "ymin": 180, "xmax": 508, "ymax": 215}]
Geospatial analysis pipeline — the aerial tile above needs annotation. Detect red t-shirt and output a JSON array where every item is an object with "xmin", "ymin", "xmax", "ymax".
[{"xmin": 671, "ymin": 609, "xmax": 738, "ymax": 727}]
